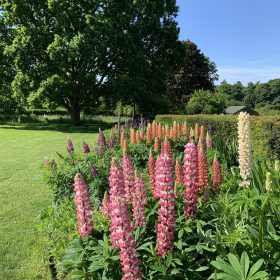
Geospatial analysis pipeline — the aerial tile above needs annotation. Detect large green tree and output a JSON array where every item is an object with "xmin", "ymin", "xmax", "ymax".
[
  {"xmin": 167, "ymin": 40, "xmax": 218, "ymax": 112},
  {"xmin": 1, "ymin": 0, "xmax": 182, "ymax": 124},
  {"xmin": 0, "ymin": 11, "xmax": 16, "ymax": 114}
]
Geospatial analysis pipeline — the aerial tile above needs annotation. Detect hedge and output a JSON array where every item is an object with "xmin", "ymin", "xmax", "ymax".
[{"xmin": 155, "ymin": 114, "xmax": 280, "ymax": 160}]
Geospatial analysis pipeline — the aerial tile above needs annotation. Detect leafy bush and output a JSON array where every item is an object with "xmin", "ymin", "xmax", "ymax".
[{"xmin": 185, "ymin": 90, "xmax": 226, "ymax": 114}]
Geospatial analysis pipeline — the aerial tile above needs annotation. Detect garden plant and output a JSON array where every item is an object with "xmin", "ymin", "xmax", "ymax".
[{"xmin": 41, "ymin": 113, "xmax": 280, "ymax": 279}]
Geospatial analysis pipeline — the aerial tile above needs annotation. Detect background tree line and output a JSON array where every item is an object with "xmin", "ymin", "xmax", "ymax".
[{"xmin": 216, "ymin": 79, "xmax": 280, "ymax": 114}]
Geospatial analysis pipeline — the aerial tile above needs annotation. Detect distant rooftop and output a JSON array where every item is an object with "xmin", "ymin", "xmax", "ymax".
[{"xmin": 225, "ymin": 106, "xmax": 259, "ymax": 115}]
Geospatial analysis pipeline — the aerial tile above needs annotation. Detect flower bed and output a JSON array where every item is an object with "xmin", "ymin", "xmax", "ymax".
[{"xmin": 41, "ymin": 117, "xmax": 280, "ymax": 279}]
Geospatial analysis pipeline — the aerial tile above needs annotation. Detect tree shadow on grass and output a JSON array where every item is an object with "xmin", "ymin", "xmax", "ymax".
[{"xmin": 0, "ymin": 122, "xmax": 115, "ymax": 133}]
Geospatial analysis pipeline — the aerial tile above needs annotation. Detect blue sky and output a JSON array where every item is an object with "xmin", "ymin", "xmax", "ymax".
[{"xmin": 177, "ymin": 0, "xmax": 280, "ymax": 85}]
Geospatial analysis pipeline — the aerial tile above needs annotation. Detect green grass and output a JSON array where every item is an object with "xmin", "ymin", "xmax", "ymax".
[{"xmin": 0, "ymin": 123, "xmax": 109, "ymax": 280}]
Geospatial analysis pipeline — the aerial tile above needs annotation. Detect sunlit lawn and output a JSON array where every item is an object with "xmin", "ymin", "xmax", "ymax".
[{"xmin": 0, "ymin": 122, "xmax": 110, "ymax": 280}]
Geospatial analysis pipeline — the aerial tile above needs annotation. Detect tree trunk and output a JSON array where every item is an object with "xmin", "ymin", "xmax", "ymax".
[{"xmin": 70, "ymin": 105, "xmax": 81, "ymax": 125}]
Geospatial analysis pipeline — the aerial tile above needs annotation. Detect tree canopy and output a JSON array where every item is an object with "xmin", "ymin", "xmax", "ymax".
[
  {"xmin": 216, "ymin": 79, "xmax": 280, "ymax": 113},
  {"xmin": 167, "ymin": 40, "xmax": 218, "ymax": 113},
  {"xmin": 0, "ymin": 13, "xmax": 16, "ymax": 114},
  {"xmin": 1, "ymin": 0, "xmax": 183, "ymax": 123}
]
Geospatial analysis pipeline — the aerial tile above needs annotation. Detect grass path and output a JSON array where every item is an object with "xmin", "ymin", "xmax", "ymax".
[{"xmin": 0, "ymin": 123, "xmax": 101, "ymax": 280}]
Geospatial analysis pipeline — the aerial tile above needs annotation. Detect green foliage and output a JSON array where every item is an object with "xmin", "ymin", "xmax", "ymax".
[
  {"xmin": 216, "ymin": 78, "xmax": 280, "ymax": 112},
  {"xmin": 113, "ymin": 101, "xmax": 133, "ymax": 117},
  {"xmin": 185, "ymin": 90, "xmax": 226, "ymax": 114},
  {"xmin": 0, "ymin": 14, "xmax": 17, "ymax": 114},
  {"xmin": 1, "ymin": 0, "xmax": 183, "ymax": 124},
  {"xmin": 168, "ymin": 40, "xmax": 218, "ymax": 113},
  {"xmin": 38, "ymin": 198, "xmax": 77, "ymax": 276},
  {"xmin": 155, "ymin": 114, "xmax": 280, "ymax": 159},
  {"xmin": 210, "ymin": 251, "xmax": 267, "ymax": 280}
]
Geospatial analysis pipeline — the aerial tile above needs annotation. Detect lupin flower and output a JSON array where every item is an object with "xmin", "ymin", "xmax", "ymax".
[
  {"xmin": 198, "ymin": 145, "xmax": 208, "ymax": 191},
  {"xmin": 109, "ymin": 159, "xmax": 127, "ymax": 247},
  {"xmin": 238, "ymin": 112, "xmax": 252, "ymax": 188},
  {"xmin": 101, "ymin": 192, "xmax": 110, "ymax": 216},
  {"xmin": 175, "ymin": 158, "xmax": 184, "ymax": 186},
  {"xmin": 172, "ymin": 121, "xmax": 177, "ymax": 143},
  {"xmin": 146, "ymin": 124, "xmax": 152, "ymax": 145},
  {"xmin": 265, "ymin": 172, "xmax": 273, "ymax": 193},
  {"xmin": 213, "ymin": 155, "xmax": 222, "ymax": 189},
  {"xmin": 160, "ymin": 138, "xmax": 172, "ymax": 158},
  {"xmin": 189, "ymin": 128, "xmax": 194, "ymax": 142},
  {"xmin": 157, "ymin": 124, "xmax": 161, "ymax": 140},
  {"xmin": 169, "ymin": 127, "xmax": 173, "ymax": 140},
  {"xmin": 67, "ymin": 138, "xmax": 74, "ymax": 154},
  {"xmin": 148, "ymin": 149, "xmax": 156, "ymax": 193},
  {"xmin": 205, "ymin": 131, "xmax": 212, "ymax": 149},
  {"xmin": 275, "ymin": 160, "xmax": 280, "ymax": 172},
  {"xmin": 120, "ymin": 131, "xmax": 125, "ymax": 149},
  {"xmin": 117, "ymin": 114, "xmax": 121, "ymax": 142},
  {"xmin": 73, "ymin": 173, "xmax": 93, "ymax": 237},
  {"xmin": 136, "ymin": 130, "xmax": 141, "ymax": 144},
  {"xmin": 82, "ymin": 140, "xmax": 90, "ymax": 154},
  {"xmin": 183, "ymin": 143, "xmax": 199, "ymax": 219},
  {"xmin": 122, "ymin": 151, "xmax": 135, "ymax": 202},
  {"xmin": 108, "ymin": 160, "xmax": 142, "ymax": 279},
  {"xmin": 183, "ymin": 121, "xmax": 188, "ymax": 136},
  {"xmin": 200, "ymin": 125, "xmax": 205, "ymax": 142},
  {"xmin": 165, "ymin": 125, "xmax": 170, "ymax": 138},
  {"xmin": 194, "ymin": 123, "xmax": 199, "ymax": 141},
  {"xmin": 155, "ymin": 150, "xmax": 176, "ymax": 257},
  {"xmin": 152, "ymin": 121, "xmax": 157, "ymax": 139},
  {"xmin": 130, "ymin": 128, "xmax": 136, "ymax": 144},
  {"xmin": 132, "ymin": 172, "xmax": 147, "ymax": 228},
  {"xmin": 95, "ymin": 128, "xmax": 106, "ymax": 154},
  {"xmin": 154, "ymin": 137, "xmax": 160, "ymax": 153},
  {"xmin": 109, "ymin": 132, "xmax": 115, "ymax": 148},
  {"xmin": 89, "ymin": 163, "xmax": 98, "ymax": 177},
  {"xmin": 176, "ymin": 123, "xmax": 181, "ymax": 139}
]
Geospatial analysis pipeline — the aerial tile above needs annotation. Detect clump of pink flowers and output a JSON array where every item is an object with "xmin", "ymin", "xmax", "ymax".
[
  {"xmin": 132, "ymin": 172, "xmax": 147, "ymax": 227},
  {"xmin": 109, "ymin": 159, "xmax": 142, "ymax": 280},
  {"xmin": 73, "ymin": 173, "xmax": 93, "ymax": 237},
  {"xmin": 183, "ymin": 143, "xmax": 199, "ymax": 220},
  {"xmin": 155, "ymin": 147, "xmax": 176, "ymax": 257}
]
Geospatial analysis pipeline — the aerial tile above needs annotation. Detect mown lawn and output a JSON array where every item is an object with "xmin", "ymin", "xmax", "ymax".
[{"xmin": 0, "ymin": 123, "xmax": 110, "ymax": 280}]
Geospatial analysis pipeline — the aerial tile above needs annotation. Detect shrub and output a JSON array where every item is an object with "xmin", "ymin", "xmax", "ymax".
[{"xmin": 185, "ymin": 90, "xmax": 226, "ymax": 114}]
